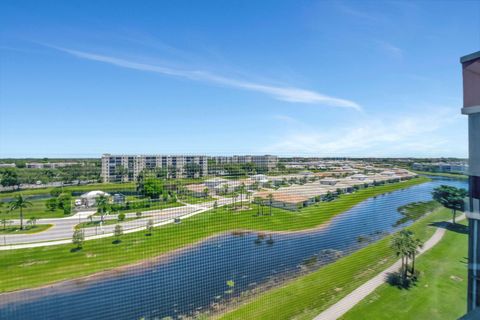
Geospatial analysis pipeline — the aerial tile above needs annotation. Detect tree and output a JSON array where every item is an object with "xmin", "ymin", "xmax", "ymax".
[
  {"xmin": 253, "ymin": 197, "xmax": 262, "ymax": 215},
  {"xmin": 118, "ymin": 213, "xmax": 126, "ymax": 221},
  {"xmin": 408, "ymin": 237, "xmax": 423, "ymax": 275},
  {"xmin": 9, "ymin": 195, "xmax": 32, "ymax": 230},
  {"xmin": 146, "ymin": 219, "xmax": 154, "ymax": 235},
  {"xmin": 96, "ymin": 195, "xmax": 110, "ymax": 222},
  {"xmin": 27, "ymin": 217, "xmax": 37, "ymax": 227},
  {"xmin": 136, "ymin": 211, "xmax": 142, "ymax": 218},
  {"xmin": 184, "ymin": 163, "xmax": 201, "ymax": 178},
  {"xmin": 45, "ymin": 198, "xmax": 58, "ymax": 211},
  {"xmin": 114, "ymin": 224, "xmax": 123, "ymax": 243},
  {"xmin": 72, "ymin": 228, "xmax": 85, "ymax": 249},
  {"xmin": 0, "ymin": 169, "xmax": 19, "ymax": 189},
  {"xmin": 203, "ymin": 188, "xmax": 209, "ymax": 199},
  {"xmin": 238, "ymin": 183, "xmax": 246, "ymax": 207},
  {"xmin": 222, "ymin": 184, "xmax": 229, "ymax": 196},
  {"xmin": 391, "ymin": 230, "xmax": 421, "ymax": 282},
  {"xmin": 267, "ymin": 193, "xmax": 274, "ymax": 216},
  {"xmin": 142, "ymin": 177, "xmax": 164, "ymax": 199},
  {"xmin": 432, "ymin": 185, "xmax": 468, "ymax": 224},
  {"xmin": 1, "ymin": 218, "xmax": 12, "ymax": 230},
  {"xmin": 232, "ymin": 193, "xmax": 238, "ymax": 210}
]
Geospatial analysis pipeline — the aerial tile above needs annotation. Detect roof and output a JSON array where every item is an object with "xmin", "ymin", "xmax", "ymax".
[
  {"xmin": 185, "ymin": 184, "xmax": 207, "ymax": 192},
  {"xmin": 255, "ymin": 191, "xmax": 310, "ymax": 204},
  {"xmin": 81, "ymin": 190, "xmax": 110, "ymax": 198},
  {"xmin": 460, "ymin": 51, "xmax": 480, "ymax": 64}
]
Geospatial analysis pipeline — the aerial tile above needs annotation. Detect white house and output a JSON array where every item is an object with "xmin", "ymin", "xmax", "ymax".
[{"xmin": 78, "ymin": 190, "xmax": 110, "ymax": 207}]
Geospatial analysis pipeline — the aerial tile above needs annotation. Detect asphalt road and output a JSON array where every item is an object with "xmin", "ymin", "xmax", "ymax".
[{"xmin": 0, "ymin": 197, "xmax": 234, "ymax": 247}]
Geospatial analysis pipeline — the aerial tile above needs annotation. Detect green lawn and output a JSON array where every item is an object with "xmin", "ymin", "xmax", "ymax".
[
  {"xmin": 413, "ymin": 170, "xmax": 468, "ymax": 180},
  {"xmin": 0, "ymin": 199, "xmax": 68, "ymax": 220},
  {"xmin": 0, "ymin": 182, "xmax": 137, "ymax": 200},
  {"xmin": 0, "ymin": 224, "xmax": 53, "ymax": 235},
  {"xmin": 178, "ymin": 194, "xmax": 216, "ymax": 204},
  {"xmin": 76, "ymin": 217, "xmax": 140, "ymax": 229},
  {"xmin": 0, "ymin": 177, "xmax": 428, "ymax": 293},
  {"xmin": 217, "ymin": 207, "xmax": 453, "ymax": 320},
  {"xmin": 341, "ymin": 221, "xmax": 468, "ymax": 320}
]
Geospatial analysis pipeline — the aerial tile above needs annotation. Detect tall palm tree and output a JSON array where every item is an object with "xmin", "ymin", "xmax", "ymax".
[
  {"xmin": 96, "ymin": 195, "xmax": 109, "ymax": 222},
  {"xmin": 238, "ymin": 183, "xmax": 246, "ymax": 207},
  {"xmin": 9, "ymin": 195, "xmax": 33, "ymax": 230},
  {"xmin": 408, "ymin": 237, "xmax": 423, "ymax": 275},
  {"xmin": 267, "ymin": 193, "xmax": 274, "ymax": 216}
]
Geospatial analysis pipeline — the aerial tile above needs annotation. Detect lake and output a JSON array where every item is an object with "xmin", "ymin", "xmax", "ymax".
[{"xmin": 0, "ymin": 176, "xmax": 467, "ymax": 320}]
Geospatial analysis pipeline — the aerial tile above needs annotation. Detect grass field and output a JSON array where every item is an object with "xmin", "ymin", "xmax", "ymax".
[
  {"xmin": 413, "ymin": 170, "xmax": 468, "ymax": 180},
  {"xmin": 0, "ymin": 224, "xmax": 53, "ymax": 235},
  {"xmin": 0, "ymin": 177, "xmax": 428, "ymax": 293},
  {"xmin": 76, "ymin": 217, "xmax": 140, "ymax": 229},
  {"xmin": 341, "ymin": 221, "xmax": 468, "ymax": 320},
  {"xmin": 0, "ymin": 199, "xmax": 68, "ymax": 220},
  {"xmin": 217, "ymin": 206, "xmax": 452, "ymax": 320}
]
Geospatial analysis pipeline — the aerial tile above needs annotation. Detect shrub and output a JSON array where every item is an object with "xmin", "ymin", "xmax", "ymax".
[{"xmin": 118, "ymin": 213, "xmax": 126, "ymax": 221}]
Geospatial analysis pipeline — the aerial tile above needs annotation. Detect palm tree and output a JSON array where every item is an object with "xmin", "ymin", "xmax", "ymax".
[
  {"xmin": 9, "ymin": 195, "xmax": 33, "ymax": 230},
  {"xmin": 238, "ymin": 183, "xmax": 246, "ymax": 208},
  {"xmin": 253, "ymin": 197, "xmax": 262, "ymax": 215},
  {"xmin": 267, "ymin": 193, "xmax": 274, "ymax": 216},
  {"xmin": 391, "ymin": 230, "xmax": 415, "ymax": 281},
  {"xmin": 408, "ymin": 237, "xmax": 423, "ymax": 275},
  {"xmin": 1, "ymin": 218, "xmax": 11, "ymax": 230},
  {"xmin": 222, "ymin": 184, "xmax": 229, "ymax": 196},
  {"xmin": 203, "ymin": 188, "xmax": 209, "ymax": 199},
  {"xmin": 96, "ymin": 195, "xmax": 109, "ymax": 222},
  {"xmin": 232, "ymin": 193, "xmax": 238, "ymax": 210}
]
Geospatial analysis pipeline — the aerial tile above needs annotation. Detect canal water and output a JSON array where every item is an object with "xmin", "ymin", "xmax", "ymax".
[{"xmin": 0, "ymin": 177, "xmax": 467, "ymax": 320}]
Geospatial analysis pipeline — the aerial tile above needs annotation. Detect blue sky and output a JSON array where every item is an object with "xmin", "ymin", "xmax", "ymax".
[{"xmin": 1, "ymin": 0, "xmax": 479, "ymax": 158}]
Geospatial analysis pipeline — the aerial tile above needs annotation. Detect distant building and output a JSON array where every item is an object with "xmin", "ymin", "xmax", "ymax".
[
  {"xmin": 412, "ymin": 162, "xmax": 468, "ymax": 174},
  {"xmin": 25, "ymin": 162, "xmax": 79, "ymax": 169},
  {"xmin": 211, "ymin": 155, "xmax": 278, "ymax": 171},
  {"xmin": 0, "ymin": 163, "xmax": 16, "ymax": 168},
  {"xmin": 101, "ymin": 154, "xmax": 208, "ymax": 182}
]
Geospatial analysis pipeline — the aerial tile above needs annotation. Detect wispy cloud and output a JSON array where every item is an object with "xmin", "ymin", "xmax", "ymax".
[
  {"xmin": 376, "ymin": 40, "xmax": 403, "ymax": 59},
  {"xmin": 265, "ymin": 108, "xmax": 465, "ymax": 157},
  {"xmin": 52, "ymin": 46, "xmax": 361, "ymax": 110}
]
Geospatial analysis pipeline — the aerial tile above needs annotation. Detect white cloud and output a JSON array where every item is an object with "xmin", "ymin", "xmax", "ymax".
[
  {"xmin": 376, "ymin": 41, "xmax": 403, "ymax": 59},
  {"xmin": 53, "ymin": 46, "xmax": 361, "ymax": 110},
  {"xmin": 265, "ymin": 108, "xmax": 466, "ymax": 157}
]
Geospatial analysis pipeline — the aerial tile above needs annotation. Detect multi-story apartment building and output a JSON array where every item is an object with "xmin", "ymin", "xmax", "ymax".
[
  {"xmin": 412, "ymin": 162, "xmax": 468, "ymax": 174},
  {"xmin": 26, "ymin": 162, "xmax": 80, "ymax": 169},
  {"xmin": 211, "ymin": 155, "xmax": 278, "ymax": 171},
  {"xmin": 461, "ymin": 51, "xmax": 480, "ymax": 314},
  {"xmin": 101, "ymin": 154, "xmax": 208, "ymax": 182}
]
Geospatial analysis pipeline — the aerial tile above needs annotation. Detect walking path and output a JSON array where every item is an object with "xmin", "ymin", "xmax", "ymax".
[
  {"xmin": 314, "ymin": 214, "xmax": 466, "ymax": 320},
  {"xmin": 0, "ymin": 197, "xmax": 235, "ymax": 250}
]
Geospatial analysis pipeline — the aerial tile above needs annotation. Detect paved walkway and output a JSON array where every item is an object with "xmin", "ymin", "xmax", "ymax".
[
  {"xmin": 0, "ymin": 197, "xmax": 235, "ymax": 250},
  {"xmin": 314, "ymin": 214, "xmax": 465, "ymax": 320}
]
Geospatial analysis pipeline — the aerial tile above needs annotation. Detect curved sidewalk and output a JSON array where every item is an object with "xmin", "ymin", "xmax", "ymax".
[{"xmin": 314, "ymin": 214, "xmax": 465, "ymax": 320}]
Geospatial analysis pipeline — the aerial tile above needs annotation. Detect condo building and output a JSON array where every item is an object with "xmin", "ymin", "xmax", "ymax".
[
  {"xmin": 211, "ymin": 155, "xmax": 278, "ymax": 171},
  {"xmin": 101, "ymin": 154, "xmax": 208, "ymax": 182},
  {"xmin": 461, "ymin": 51, "xmax": 480, "ymax": 313}
]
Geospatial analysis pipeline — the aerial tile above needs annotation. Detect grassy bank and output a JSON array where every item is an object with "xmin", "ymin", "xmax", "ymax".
[
  {"xmin": 413, "ymin": 170, "xmax": 468, "ymax": 180},
  {"xmin": 217, "ymin": 206, "xmax": 451, "ymax": 320},
  {"xmin": 0, "ymin": 177, "xmax": 428, "ymax": 293},
  {"xmin": 342, "ymin": 221, "xmax": 468, "ymax": 320}
]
